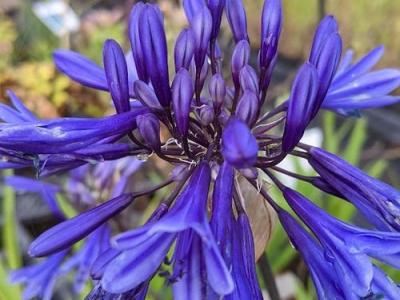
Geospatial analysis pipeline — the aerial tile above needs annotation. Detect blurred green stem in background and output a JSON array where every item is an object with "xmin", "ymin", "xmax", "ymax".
[
  {"xmin": 2, "ymin": 169, "xmax": 21, "ymax": 269},
  {"xmin": 1, "ymin": 169, "xmax": 21, "ymax": 298}
]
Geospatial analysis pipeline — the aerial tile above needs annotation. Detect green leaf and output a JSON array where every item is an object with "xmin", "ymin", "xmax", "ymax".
[
  {"xmin": 0, "ymin": 255, "xmax": 21, "ymax": 299},
  {"xmin": 322, "ymin": 112, "xmax": 338, "ymax": 153},
  {"xmin": 342, "ymin": 119, "xmax": 367, "ymax": 165},
  {"xmin": 296, "ymin": 280, "xmax": 313, "ymax": 300},
  {"xmin": 366, "ymin": 159, "xmax": 388, "ymax": 178},
  {"xmin": 56, "ymin": 193, "xmax": 77, "ymax": 219},
  {"xmin": 271, "ymin": 244, "xmax": 297, "ymax": 273},
  {"xmin": 2, "ymin": 170, "xmax": 22, "ymax": 270}
]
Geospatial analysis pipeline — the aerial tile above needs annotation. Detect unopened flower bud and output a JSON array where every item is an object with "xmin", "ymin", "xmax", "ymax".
[
  {"xmin": 226, "ymin": 0, "xmax": 249, "ymax": 42},
  {"xmin": 218, "ymin": 110, "xmax": 230, "ymax": 126},
  {"xmin": 209, "ymin": 73, "xmax": 226, "ymax": 109},
  {"xmin": 208, "ymin": 0, "xmax": 225, "ymax": 40},
  {"xmin": 172, "ymin": 69, "xmax": 194, "ymax": 136},
  {"xmin": 129, "ymin": 3, "xmax": 148, "ymax": 82},
  {"xmin": 224, "ymin": 87, "xmax": 235, "ymax": 109},
  {"xmin": 222, "ymin": 118, "xmax": 258, "ymax": 169},
  {"xmin": 136, "ymin": 113, "xmax": 161, "ymax": 151},
  {"xmin": 235, "ymin": 89, "xmax": 259, "ymax": 127},
  {"xmin": 103, "ymin": 39, "xmax": 130, "ymax": 114},
  {"xmin": 260, "ymin": 0, "xmax": 282, "ymax": 69},
  {"xmin": 192, "ymin": 7, "xmax": 213, "ymax": 69},
  {"xmin": 198, "ymin": 104, "xmax": 215, "ymax": 126},
  {"xmin": 310, "ymin": 32, "xmax": 342, "ymax": 116},
  {"xmin": 282, "ymin": 63, "xmax": 319, "ymax": 153},
  {"xmin": 231, "ymin": 40, "xmax": 250, "ymax": 88},
  {"xmin": 133, "ymin": 80, "xmax": 162, "ymax": 111},
  {"xmin": 138, "ymin": 4, "xmax": 171, "ymax": 106},
  {"xmin": 239, "ymin": 65, "xmax": 259, "ymax": 94},
  {"xmin": 174, "ymin": 28, "xmax": 195, "ymax": 72}
]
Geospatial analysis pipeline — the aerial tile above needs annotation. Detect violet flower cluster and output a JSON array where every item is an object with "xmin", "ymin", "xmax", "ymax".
[
  {"xmin": 7, "ymin": 157, "xmax": 142, "ymax": 300},
  {"xmin": 1, "ymin": 0, "xmax": 400, "ymax": 299}
]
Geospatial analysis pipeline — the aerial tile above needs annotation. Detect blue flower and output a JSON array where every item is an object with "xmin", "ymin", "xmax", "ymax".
[
  {"xmin": 309, "ymin": 146, "xmax": 400, "ymax": 232},
  {"xmin": 278, "ymin": 210, "xmax": 345, "ymax": 299},
  {"xmin": 9, "ymin": 156, "xmax": 143, "ymax": 299},
  {"xmin": 282, "ymin": 187, "xmax": 400, "ymax": 298},
  {"xmin": 104, "ymin": 163, "xmax": 233, "ymax": 296},
  {"xmin": 2, "ymin": 0, "xmax": 400, "ymax": 299},
  {"xmin": 226, "ymin": 213, "xmax": 263, "ymax": 300},
  {"xmin": 279, "ymin": 210, "xmax": 400, "ymax": 300},
  {"xmin": 0, "ymin": 108, "xmax": 147, "ymax": 155},
  {"xmin": 324, "ymin": 45, "xmax": 400, "ymax": 116},
  {"xmin": 5, "ymin": 175, "xmax": 63, "ymax": 219},
  {"xmin": 10, "ymin": 250, "xmax": 68, "ymax": 300},
  {"xmin": 58, "ymin": 225, "xmax": 112, "ymax": 293}
]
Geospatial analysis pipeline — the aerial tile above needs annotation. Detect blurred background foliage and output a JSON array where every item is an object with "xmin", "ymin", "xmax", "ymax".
[{"xmin": 0, "ymin": 0, "xmax": 399, "ymax": 299}]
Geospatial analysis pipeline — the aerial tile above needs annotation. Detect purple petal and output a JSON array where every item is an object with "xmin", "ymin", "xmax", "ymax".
[
  {"xmin": 172, "ymin": 68, "xmax": 194, "ymax": 136},
  {"xmin": 172, "ymin": 232, "xmax": 204, "ymax": 300},
  {"xmin": 29, "ymin": 194, "xmax": 133, "ymax": 257},
  {"xmin": 371, "ymin": 266, "xmax": 400, "ymax": 300},
  {"xmin": 226, "ymin": 0, "xmax": 248, "ymax": 42},
  {"xmin": 327, "ymin": 69, "xmax": 400, "ymax": 101},
  {"xmin": 235, "ymin": 89, "xmax": 259, "ymax": 127},
  {"xmin": 7, "ymin": 90, "xmax": 37, "ymax": 121},
  {"xmin": 209, "ymin": 73, "xmax": 226, "ymax": 108},
  {"xmin": 197, "ymin": 104, "xmax": 215, "ymax": 126},
  {"xmin": 261, "ymin": 0, "xmax": 282, "ymax": 68},
  {"xmin": 310, "ymin": 32, "xmax": 342, "ymax": 115},
  {"xmin": 323, "ymin": 95, "xmax": 400, "ymax": 110},
  {"xmin": 138, "ymin": 4, "xmax": 171, "ymax": 106},
  {"xmin": 210, "ymin": 162, "xmax": 234, "ymax": 258},
  {"xmin": 283, "ymin": 188, "xmax": 374, "ymax": 296},
  {"xmin": 207, "ymin": 0, "xmax": 225, "ymax": 39},
  {"xmin": 278, "ymin": 211, "xmax": 344, "ymax": 299},
  {"xmin": 125, "ymin": 51, "xmax": 139, "ymax": 87},
  {"xmin": 103, "ymin": 39, "xmax": 130, "ymax": 114},
  {"xmin": 136, "ymin": 113, "xmax": 161, "ymax": 151},
  {"xmin": 228, "ymin": 213, "xmax": 262, "ymax": 299},
  {"xmin": 174, "ymin": 28, "xmax": 196, "ymax": 72},
  {"xmin": 183, "ymin": 0, "xmax": 207, "ymax": 23},
  {"xmin": 282, "ymin": 63, "xmax": 319, "ymax": 152},
  {"xmin": 335, "ymin": 49, "xmax": 354, "ymax": 76},
  {"xmin": 332, "ymin": 45, "xmax": 385, "ymax": 88},
  {"xmin": 53, "ymin": 50, "xmax": 108, "ymax": 90},
  {"xmin": 309, "ymin": 15, "xmax": 338, "ymax": 61},
  {"xmin": 0, "ymin": 109, "xmax": 148, "ymax": 154},
  {"xmin": 91, "ymin": 247, "xmax": 121, "ymax": 280},
  {"xmin": 5, "ymin": 176, "xmax": 63, "ymax": 218},
  {"xmin": 0, "ymin": 103, "xmax": 30, "ymax": 123},
  {"xmin": 239, "ymin": 65, "xmax": 259, "ymax": 93},
  {"xmin": 133, "ymin": 80, "xmax": 163, "ymax": 111},
  {"xmin": 101, "ymin": 232, "xmax": 175, "ymax": 293},
  {"xmin": 147, "ymin": 163, "xmax": 212, "ymax": 239},
  {"xmin": 192, "ymin": 7, "xmax": 213, "ymax": 68},
  {"xmin": 113, "ymin": 203, "xmax": 169, "ymax": 250},
  {"xmin": 129, "ymin": 3, "xmax": 149, "ymax": 82},
  {"xmin": 231, "ymin": 40, "xmax": 250, "ymax": 88}
]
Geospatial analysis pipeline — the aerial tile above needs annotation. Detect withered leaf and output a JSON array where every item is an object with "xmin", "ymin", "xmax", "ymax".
[{"xmin": 235, "ymin": 175, "xmax": 277, "ymax": 261}]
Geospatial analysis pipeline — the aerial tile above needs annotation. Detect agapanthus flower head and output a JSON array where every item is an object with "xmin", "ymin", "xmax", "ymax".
[{"xmin": 2, "ymin": 0, "xmax": 400, "ymax": 299}]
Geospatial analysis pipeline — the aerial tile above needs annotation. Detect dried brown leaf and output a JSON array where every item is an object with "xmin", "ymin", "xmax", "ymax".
[{"xmin": 235, "ymin": 175, "xmax": 277, "ymax": 261}]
